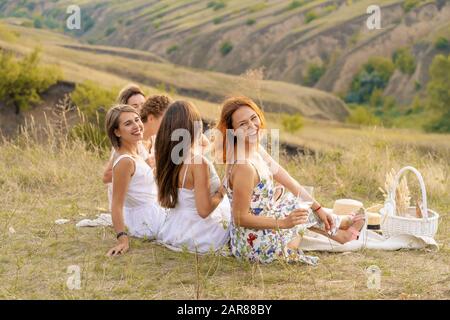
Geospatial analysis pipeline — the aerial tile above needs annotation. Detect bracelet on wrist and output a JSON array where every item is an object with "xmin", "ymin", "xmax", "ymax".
[
  {"xmin": 116, "ymin": 231, "xmax": 128, "ymax": 240},
  {"xmin": 313, "ymin": 205, "xmax": 322, "ymax": 212}
]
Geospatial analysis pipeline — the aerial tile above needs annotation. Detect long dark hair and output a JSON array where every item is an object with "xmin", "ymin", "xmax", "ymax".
[{"xmin": 155, "ymin": 101, "xmax": 202, "ymax": 208}]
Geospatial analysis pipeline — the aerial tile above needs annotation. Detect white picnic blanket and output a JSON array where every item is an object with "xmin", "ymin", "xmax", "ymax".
[
  {"xmin": 74, "ymin": 213, "xmax": 439, "ymax": 252},
  {"xmin": 299, "ymin": 228, "xmax": 439, "ymax": 252},
  {"xmin": 297, "ymin": 207, "xmax": 439, "ymax": 252}
]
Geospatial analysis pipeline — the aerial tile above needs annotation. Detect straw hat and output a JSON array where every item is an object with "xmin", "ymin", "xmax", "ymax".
[
  {"xmin": 332, "ymin": 199, "xmax": 363, "ymax": 215},
  {"xmin": 367, "ymin": 212, "xmax": 381, "ymax": 228}
]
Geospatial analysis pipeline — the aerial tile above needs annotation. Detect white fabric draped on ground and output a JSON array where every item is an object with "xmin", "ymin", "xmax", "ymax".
[
  {"xmin": 297, "ymin": 207, "xmax": 439, "ymax": 252},
  {"xmin": 74, "ymin": 212, "xmax": 439, "ymax": 253},
  {"xmin": 299, "ymin": 228, "xmax": 439, "ymax": 252}
]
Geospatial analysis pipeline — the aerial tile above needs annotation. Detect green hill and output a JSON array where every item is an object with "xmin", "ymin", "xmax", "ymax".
[
  {"xmin": 0, "ymin": 22, "xmax": 349, "ymax": 121},
  {"xmin": 1, "ymin": 0, "xmax": 449, "ymax": 109}
]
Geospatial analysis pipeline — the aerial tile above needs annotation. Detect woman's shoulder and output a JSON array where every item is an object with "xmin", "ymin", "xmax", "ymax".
[
  {"xmin": 112, "ymin": 153, "xmax": 136, "ymax": 169},
  {"xmin": 230, "ymin": 161, "xmax": 257, "ymax": 178},
  {"xmin": 188, "ymin": 152, "xmax": 210, "ymax": 167}
]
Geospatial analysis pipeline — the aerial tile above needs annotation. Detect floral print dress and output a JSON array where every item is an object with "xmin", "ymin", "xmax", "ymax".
[{"xmin": 224, "ymin": 157, "xmax": 325, "ymax": 265}]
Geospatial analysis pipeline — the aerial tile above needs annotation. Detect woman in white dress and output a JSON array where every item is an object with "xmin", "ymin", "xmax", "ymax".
[
  {"xmin": 103, "ymin": 95, "xmax": 172, "ymax": 208},
  {"xmin": 155, "ymin": 101, "xmax": 231, "ymax": 254},
  {"xmin": 104, "ymin": 105, "xmax": 166, "ymax": 256},
  {"xmin": 102, "ymin": 84, "xmax": 147, "ymax": 207}
]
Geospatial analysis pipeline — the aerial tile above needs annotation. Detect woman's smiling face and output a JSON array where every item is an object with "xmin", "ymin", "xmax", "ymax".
[
  {"xmin": 231, "ymin": 106, "xmax": 261, "ymax": 145},
  {"xmin": 127, "ymin": 94, "xmax": 146, "ymax": 112},
  {"xmin": 114, "ymin": 112, "xmax": 144, "ymax": 144}
]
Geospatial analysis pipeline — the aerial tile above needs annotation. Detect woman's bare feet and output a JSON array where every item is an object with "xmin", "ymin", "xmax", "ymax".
[
  {"xmin": 310, "ymin": 216, "xmax": 365, "ymax": 244},
  {"xmin": 336, "ymin": 218, "xmax": 365, "ymax": 243},
  {"xmin": 339, "ymin": 215, "xmax": 355, "ymax": 230}
]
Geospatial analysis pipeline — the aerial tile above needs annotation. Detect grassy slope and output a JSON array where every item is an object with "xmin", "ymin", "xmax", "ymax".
[
  {"xmin": 3, "ymin": 0, "xmax": 448, "ymax": 109},
  {"xmin": 0, "ymin": 22, "xmax": 349, "ymax": 121},
  {"xmin": 0, "ymin": 122, "xmax": 448, "ymax": 299},
  {"xmin": 69, "ymin": 0, "xmax": 448, "ymax": 107}
]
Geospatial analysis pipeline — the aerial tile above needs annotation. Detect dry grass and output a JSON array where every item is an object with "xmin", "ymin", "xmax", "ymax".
[
  {"xmin": 0, "ymin": 11, "xmax": 448, "ymax": 300},
  {"xmin": 0, "ymin": 119, "xmax": 448, "ymax": 300}
]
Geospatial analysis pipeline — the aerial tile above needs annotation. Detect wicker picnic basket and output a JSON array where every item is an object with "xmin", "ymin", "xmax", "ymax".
[{"xmin": 380, "ymin": 166, "xmax": 439, "ymax": 238}]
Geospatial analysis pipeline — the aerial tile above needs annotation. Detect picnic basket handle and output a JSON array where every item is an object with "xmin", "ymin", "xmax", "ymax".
[{"xmin": 388, "ymin": 166, "xmax": 428, "ymax": 219}]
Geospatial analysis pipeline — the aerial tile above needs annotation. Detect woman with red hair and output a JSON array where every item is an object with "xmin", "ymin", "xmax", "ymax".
[{"xmin": 216, "ymin": 96, "xmax": 365, "ymax": 264}]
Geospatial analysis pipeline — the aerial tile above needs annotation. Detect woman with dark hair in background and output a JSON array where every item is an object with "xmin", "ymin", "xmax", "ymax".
[{"xmin": 117, "ymin": 84, "xmax": 146, "ymax": 111}]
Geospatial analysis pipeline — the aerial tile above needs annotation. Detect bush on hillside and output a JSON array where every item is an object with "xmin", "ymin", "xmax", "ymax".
[
  {"xmin": 303, "ymin": 63, "xmax": 326, "ymax": 86},
  {"xmin": 369, "ymin": 88, "xmax": 384, "ymax": 109},
  {"xmin": 166, "ymin": 45, "xmax": 179, "ymax": 55},
  {"xmin": 287, "ymin": 0, "xmax": 305, "ymax": 10},
  {"xmin": 220, "ymin": 41, "xmax": 233, "ymax": 56},
  {"xmin": 282, "ymin": 114, "xmax": 304, "ymax": 133},
  {"xmin": 305, "ymin": 11, "xmax": 318, "ymax": 23},
  {"xmin": 324, "ymin": 4, "xmax": 337, "ymax": 14},
  {"xmin": 434, "ymin": 37, "xmax": 449, "ymax": 51},
  {"xmin": 346, "ymin": 57, "xmax": 395, "ymax": 104},
  {"xmin": 424, "ymin": 54, "xmax": 450, "ymax": 132},
  {"xmin": 213, "ymin": 17, "xmax": 223, "ymax": 24},
  {"xmin": 346, "ymin": 106, "xmax": 381, "ymax": 126},
  {"xmin": 69, "ymin": 81, "xmax": 119, "ymax": 150},
  {"xmin": 207, "ymin": 1, "xmax": 226, "ymax": 11},
  {"xmin": 403, "ymin": 0, "xmax": 421, "ymax": 12},
  {"xmin": 33, "ymin": 16, "xmax": 43, "ymax": 29},
  {"xmin": 393, "ymin": 48, "xmax": 416, "ymax": 75},
  {"xmin": 0, "ymin": 48, "xmax": 62, "ymax": 114},
  {"xmin": 70, "ymin": 81, "xmax": 117, "ymax": 121},
  {"xmin": 105, "ymin": 27, "xmax": 116, "ymax": 37}
]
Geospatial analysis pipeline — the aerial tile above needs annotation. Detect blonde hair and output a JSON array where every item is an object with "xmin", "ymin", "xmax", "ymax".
[{"xmin": 105, "ymin": 104, "xmax": 140, "ymax": 149}]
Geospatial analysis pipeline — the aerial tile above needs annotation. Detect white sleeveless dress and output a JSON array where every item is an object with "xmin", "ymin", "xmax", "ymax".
[
  {"xmin": 158, "ymin": 159, "xmax": 231, "ymax": 253},
  {"xmin": 108, "ymin": 143, "xmax": 150, "ymax": 210},
  {"xmin": 112, "ymin": 154, "xmax": 166, "ymax": 239}
]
